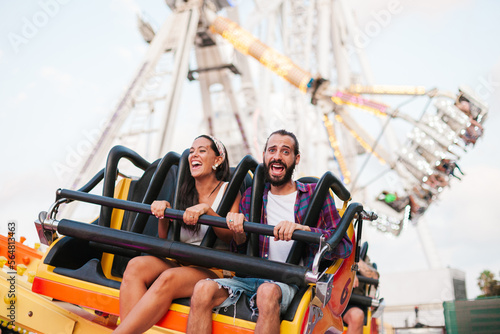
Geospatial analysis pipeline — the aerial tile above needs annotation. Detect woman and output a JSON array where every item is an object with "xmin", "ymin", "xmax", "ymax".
[{"xmin": 113, "ymin": 135, "xmax": 240, "ymax": 334}]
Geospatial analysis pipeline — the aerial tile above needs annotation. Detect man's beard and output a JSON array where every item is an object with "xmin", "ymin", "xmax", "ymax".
[{"xmin": 264, "ymin": 159, "xmax": 296, "ymax": 187}]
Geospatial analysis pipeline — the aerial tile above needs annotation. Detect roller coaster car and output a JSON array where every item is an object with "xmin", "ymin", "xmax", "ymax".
[{"xmin": 32, "ymin": 145, "xmax": 368, "ymax": 334}]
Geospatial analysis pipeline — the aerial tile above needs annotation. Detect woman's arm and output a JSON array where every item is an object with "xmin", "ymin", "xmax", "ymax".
[
  {"xmin": 158, "ymin": 218, "xmax": 170, "ymax": 239},
  {"xmin": 183, "ymin": 192, "xmax": 242, "ymax": 244},
  {"xmin": 151, "ymin": 200, "xmax": 171, "ymax": 239}
]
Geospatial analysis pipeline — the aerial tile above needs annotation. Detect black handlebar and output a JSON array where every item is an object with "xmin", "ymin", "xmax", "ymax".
[
  {"xmin": 56, "ymin": 188, "xmax": 324, "ymax": 245},
  {"xmin": 325, "ymin": 202, "xmax": 363, "ymax": 251},
  {"xmin": 349, "ymin": 294, "xmax": 376, "ymax": 307},
  {"xmin": 130, "ymin": 151, "xmax": 180, "ymax": 234},
  {"xmin": 77, "ymin": 168, "xmax": 105, "ymax": 194},
  {"xmin": 357, "ymin": 275, "xmax": 379, "ymax": 287},
  {"xmin": 100, "ymin": 145, "xmax": 151, "ymax": 227},
  {"xmin": 286, "ymin": 172, "xmax": 354, "ymax": 264}
]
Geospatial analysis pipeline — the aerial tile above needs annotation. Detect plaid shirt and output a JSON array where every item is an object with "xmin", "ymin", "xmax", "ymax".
[{"xmin": 234, "ymin": 181, "xmax": 352, "ymax": 269}]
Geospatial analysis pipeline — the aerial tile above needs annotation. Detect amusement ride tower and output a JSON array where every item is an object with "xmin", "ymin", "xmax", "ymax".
[{"xmin": 67, "ymin": 0, "xmax": 488, "ymax": 241}]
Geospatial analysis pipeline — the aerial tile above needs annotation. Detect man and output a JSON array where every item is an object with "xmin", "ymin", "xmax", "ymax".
[
  {"xmin": 342, "ymin": 258, "xmax": 379, "ymax": 334},
  {"xmin": 187, "ymin": 129, "xmax": 353, "ymax": 334}
]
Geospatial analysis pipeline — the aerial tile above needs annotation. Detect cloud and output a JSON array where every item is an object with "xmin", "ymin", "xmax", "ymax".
[
  {"xmin": 109, "ymin": 0, "xmax": 140, "ymax": 15},
  {"xmin": 365, "ymin": 160, "xmax": 500, "ymax": 299},
  {"xmin": 40, "ymin": 66, "xmax": 72, "ymax": 84},
  {"xmin": 114, "ymin": 46, "xmax": 134, "ymax": 63},
  {"xmin": 13, "ymin": 91, "xmax": 28, "ymax": 104},
  {"xmin": 39, "ymin": 66, "xmax": 74, "ymax": 93},
  {"xmin": 404, "ymin": 0, "xmax": 474, "ymax": 16},
  {"xmin": 351, "ymin": 0, "xmax": 474, "ymax": 21},
  {"xmin": 432, "ymin": 164, "xmax": 500, "ymax": 257}
]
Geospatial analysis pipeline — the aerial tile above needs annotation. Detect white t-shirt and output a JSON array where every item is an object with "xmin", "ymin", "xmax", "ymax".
[
  {"xmin": 267, "ymin": 190, "xmax": 297, "ymax": 263},
  {"xmin": 180, "ymin": 182, "xmax": 228, "ymax": 245}
]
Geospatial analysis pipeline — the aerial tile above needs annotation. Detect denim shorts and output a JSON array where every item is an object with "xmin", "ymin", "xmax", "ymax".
[{"xmin": 212, "ymin": 276, "xmax": 298, "ymax": 317}]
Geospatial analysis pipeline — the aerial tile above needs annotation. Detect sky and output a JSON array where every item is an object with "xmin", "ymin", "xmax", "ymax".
[{"xmin": 1, "ymin": 0, "xmax": 499, "ymax": 304}]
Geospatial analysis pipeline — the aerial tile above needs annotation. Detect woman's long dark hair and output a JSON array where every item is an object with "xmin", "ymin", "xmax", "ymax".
[{"xmin": 177, "ymin": 135, "xmax": 230, "ymax": 233}]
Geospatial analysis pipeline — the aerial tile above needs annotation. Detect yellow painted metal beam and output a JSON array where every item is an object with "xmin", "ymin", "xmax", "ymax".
[{"xmin": 210, "ymin": 16, "xmax": 313, "ymax": 93}]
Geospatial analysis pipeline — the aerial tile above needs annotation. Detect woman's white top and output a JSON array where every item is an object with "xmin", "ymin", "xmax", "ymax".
[{"xmin": 180, "ymin": 182, "xmax": 228, "ymax": 245}]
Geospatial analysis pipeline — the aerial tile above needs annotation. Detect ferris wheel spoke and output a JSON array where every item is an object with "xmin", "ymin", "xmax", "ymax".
[
  {"xmin": 334, "ymin": 108, "xmax": 394, "ymax": 167},
  {"xmin": 322, "ymin": 113, "xmax": 352, "ymax": 184}
]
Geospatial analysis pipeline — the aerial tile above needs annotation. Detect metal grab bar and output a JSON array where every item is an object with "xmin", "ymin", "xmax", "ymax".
[{"xmin": 55, "ymin": 188, "xmax": 324, "ymax": 245}]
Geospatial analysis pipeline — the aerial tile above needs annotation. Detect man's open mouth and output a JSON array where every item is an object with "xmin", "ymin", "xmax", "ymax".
[{"xmin": 270, "ymin": 162, "xmax": 286, "ymax": 177}]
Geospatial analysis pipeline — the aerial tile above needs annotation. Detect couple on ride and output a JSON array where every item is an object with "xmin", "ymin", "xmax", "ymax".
[{"xmin": 112, "ymin": 129, "xmax": 353, "ymax": 334}]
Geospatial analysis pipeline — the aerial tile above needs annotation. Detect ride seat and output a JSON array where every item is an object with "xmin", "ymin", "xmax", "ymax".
[{"xmin": 43, "ymin": 147, "xmax": 181, "ymax": 288}]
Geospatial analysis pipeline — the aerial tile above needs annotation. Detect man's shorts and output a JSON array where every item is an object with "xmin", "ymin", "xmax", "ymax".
[{"xmin": 212, "ymin": 276, "xmax": 298, "ymax": 316}]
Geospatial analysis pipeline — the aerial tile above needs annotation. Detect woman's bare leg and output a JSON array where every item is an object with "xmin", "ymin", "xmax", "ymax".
[
  {"xmin": 119, "ymin": 256, "xmax": 176, "ymax": 320},
  {"xmin": 114, "ymin": 266, "xmax": 218, "ymax": 334}
]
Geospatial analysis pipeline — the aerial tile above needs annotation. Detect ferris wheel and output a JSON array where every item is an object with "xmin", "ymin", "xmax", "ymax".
[{"xmin": 66, "ymin": 0, "xmax": 488, "ymax": 237}]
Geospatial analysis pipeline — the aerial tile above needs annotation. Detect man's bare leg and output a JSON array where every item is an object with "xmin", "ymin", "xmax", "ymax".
[
  {"xmin": 254, "ymin": 283, "xmax": 282, "ymax": 334},
  {"xmin": 187, "ymin": 280, "xmax": 229, "ymax": 334}
]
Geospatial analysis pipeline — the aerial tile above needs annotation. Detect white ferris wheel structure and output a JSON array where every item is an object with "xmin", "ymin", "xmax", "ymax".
[{"xmin": 66, "ymin": 0, "xmax": 488, "ymax": 254}]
